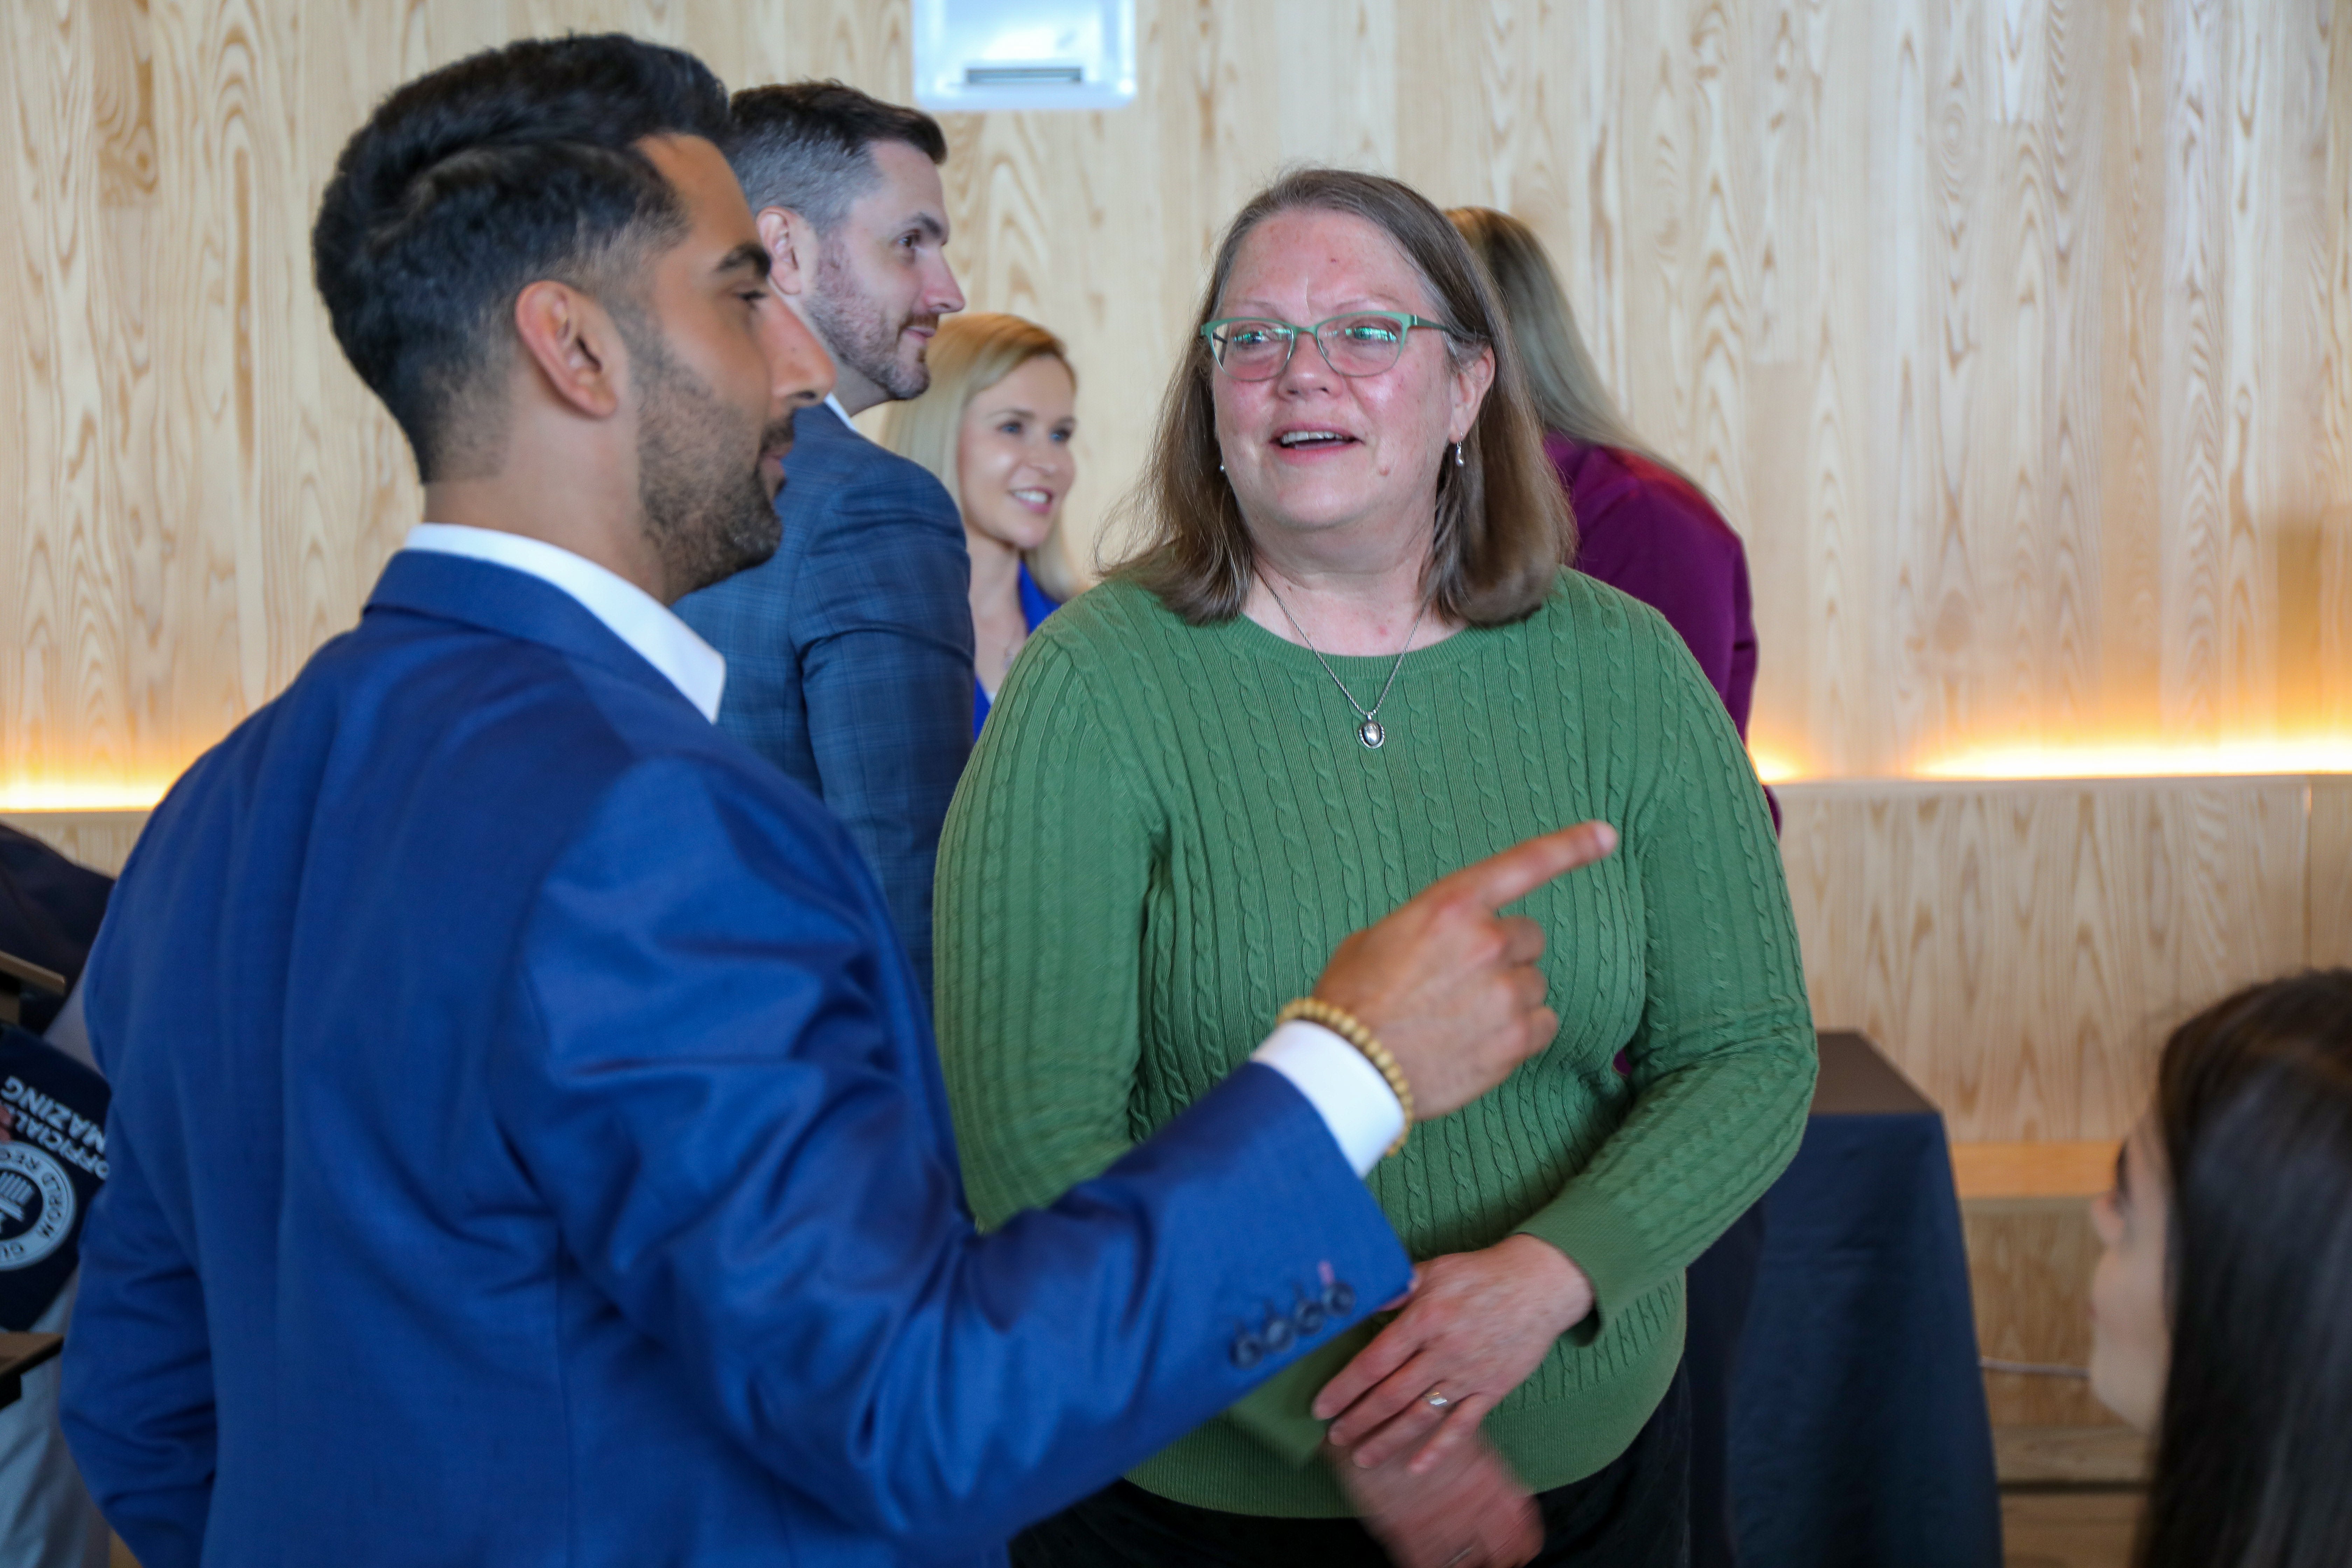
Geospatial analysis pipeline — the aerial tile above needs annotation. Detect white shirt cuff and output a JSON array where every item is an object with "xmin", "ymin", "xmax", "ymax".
[{"xmin": 1250, "ymin": 1020, "xmax": 1407, "ymax": 1179}]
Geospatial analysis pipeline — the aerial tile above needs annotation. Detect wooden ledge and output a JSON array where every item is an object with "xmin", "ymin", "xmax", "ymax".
[
  {"xmin": 1995, "ymin": 1424, "xmax": 2149, "ymax": 1486},
  {"xmin": 1952, "ymin": 1140, "xmax": 2120, "ymax": 1202}
]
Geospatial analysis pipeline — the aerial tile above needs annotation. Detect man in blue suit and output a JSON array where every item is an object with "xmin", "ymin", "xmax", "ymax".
[
  {"xmin": 58, "ymin": 35, "xmax": 1616, "ymax": 1568},
  {"xmin": 677, "ymin": 84, "xmax": 972, "ymax": 1000}
]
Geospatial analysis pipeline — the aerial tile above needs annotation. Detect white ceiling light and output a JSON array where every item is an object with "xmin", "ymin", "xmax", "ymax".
[{"xmin": 912, "ymin": 0, "xmax": 1137, "ymax": 112}]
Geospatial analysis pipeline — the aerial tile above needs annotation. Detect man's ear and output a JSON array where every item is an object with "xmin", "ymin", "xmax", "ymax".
[
  {"xmin": 758, "ymin": 206, "xmax": 816, "ymax": 299},
  {"xmin": 512, "ymin": 280, "xmax": 625, "ymax": 420}
]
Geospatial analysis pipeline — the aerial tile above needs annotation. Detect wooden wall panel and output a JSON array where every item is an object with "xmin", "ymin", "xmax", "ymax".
[
  {"xmin": 1777, "ymin": 777, "xmax": 2315, "ymax": 1141},
  {"xmin": 1964, "ymin": 1196, "xmax": 2119, "ymax": 1430},
  {"xmin": 2312, "ymin": 777, "xmax": 2352, "ymax": 967},
  {"xmin": 1, "ymin": 4, "xmax": 2346, "ymax": 1137},
  {"xmin": 6, "ymin": 0, "xmax": 2347, "ymax": 795},
  {"xmin": 15, "ymin": 773, "xmax": 2338, "ymax": 1147},
  {"xmin": 1, "ymin": 809, "xmax": 148, "ymax": 882}
]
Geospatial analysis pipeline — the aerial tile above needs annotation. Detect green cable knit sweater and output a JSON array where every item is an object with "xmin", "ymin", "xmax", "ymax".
[{"xmin": 935, "ymin": 570, "xmax": 1815, "ymax": 1517}]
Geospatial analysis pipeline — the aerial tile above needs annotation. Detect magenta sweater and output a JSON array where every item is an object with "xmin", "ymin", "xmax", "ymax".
[{"xmin": 1547, "ymin": 433, "xmax": 1759, "ymax": 740}]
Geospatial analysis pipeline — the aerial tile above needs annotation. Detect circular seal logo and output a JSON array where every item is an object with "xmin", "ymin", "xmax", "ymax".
[{"xmin": 0, "ymin": 1143, "xmax": 76, "ymax": 1270}]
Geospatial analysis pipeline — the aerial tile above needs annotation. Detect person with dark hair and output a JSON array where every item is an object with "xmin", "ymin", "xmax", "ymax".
[
  {"xmin": 938, "ymin": 168, "xmax": 1814, "ymax": 1568},
  {"xmin": 676, "ymin": 80, "xmax": 973, "ymax": 1001},
  {"xmin": 0, "ymin": 827, "xmax": 113, "ymax": 1568},
  {"xmin": 1450, "ymin": 205, "xmax": 1775, "ymax": 1568},
  {"xmin": 54, "ymin": 36, "xmax": 1622, "ymax": 1567},
  {"xmin": 2087, "ymin": 969, "xmax": 2352, "ymax": 1568}
]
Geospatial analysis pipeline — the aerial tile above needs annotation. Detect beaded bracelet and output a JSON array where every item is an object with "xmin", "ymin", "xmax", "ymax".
[{"xmin": 1275, "ymin": 996, "xmax": 1414, "ymax": 1159}]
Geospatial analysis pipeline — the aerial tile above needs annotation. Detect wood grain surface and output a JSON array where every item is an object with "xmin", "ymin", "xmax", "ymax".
[
  {"xmin": 4, "ymin": 0, "xmax": 2347, "ymax": 795},
  {"xmin": 1777, "ymin": 775, "xmax": 2345, "ymax": 1140},
  {"xmin": 1953, "ymin": 1140, "xmax": 2121, "ymax": 1201},
  {"xmin": 2000, "ymin": 1488, "xmax": 2144, "ymax": 1568},
  {"xmin": 1964, "ymin": 1195, "xmax": 2118, "ymax": 1429},
  {"xmin": 2311, "ymin": 777, "xmax": 2352, "ymax": 966},
  {"xmin": 0, "ymin": 809, "xmax": 148, "ymax": 882},
  {"xmin": 1, "ymin": 4, "xmax": 2345, "ymax": 1141}
]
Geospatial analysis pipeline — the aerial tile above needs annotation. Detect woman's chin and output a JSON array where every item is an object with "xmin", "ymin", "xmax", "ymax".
[
  {"xmin": 2086, "ymin": 1342, "xmax": 2161, "ymax": 1434},
  {"xmin": 977, "ymin": 515, "xmax": 1057, "ymax": 555}
]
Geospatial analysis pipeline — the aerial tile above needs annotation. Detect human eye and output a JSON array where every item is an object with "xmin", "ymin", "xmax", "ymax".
[
  {"xmin": 1224, "ymin": 322, "xmax": 1283, "ymax": 348},
  {"xmin": 1337, "ymin": 316, "xmax": 1403, "ymax": 345}
]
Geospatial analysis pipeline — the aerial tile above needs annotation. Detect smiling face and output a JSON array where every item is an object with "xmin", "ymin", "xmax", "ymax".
[
  {"xmin": 1209, "ymin": 207, "xmax": 1493, "ymax": 552},
  {"xmin": 2088, "ymin": 1119, "xmax": 2173, "ymax": 1432},
  {"xmin": 954, "ymin": 353, "xmax": 1074, "ymax": 555},
  {"xmin": 803, "ymin": 138, "xmax": 966, "ymax": 407}
]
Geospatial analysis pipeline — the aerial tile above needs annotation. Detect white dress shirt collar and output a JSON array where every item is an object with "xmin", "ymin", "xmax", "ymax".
[
  {"xmin": 823, "ymin": 393, "xmax": 859, "ymax": 429},
  {"xmin": 400, "ymin": 523, "xmax": 727, "ymax": 723}
]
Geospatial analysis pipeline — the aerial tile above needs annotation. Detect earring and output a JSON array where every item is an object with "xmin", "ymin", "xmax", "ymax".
[
  {"xmin": 1452, "ymin": 442, "xmax": 1465, "ymax": 467},
  {"xmin": 1218, "ymin": 461, "xmax": 1226, "ymax": 473}
]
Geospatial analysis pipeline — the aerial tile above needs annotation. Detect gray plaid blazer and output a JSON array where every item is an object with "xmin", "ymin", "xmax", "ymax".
[{"xmin": 678, "ymin": 403, "xmax": 973, "ymax": 1001}]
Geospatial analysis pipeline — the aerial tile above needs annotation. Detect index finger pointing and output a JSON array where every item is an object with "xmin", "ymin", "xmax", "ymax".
[{"xmin": 1438, "ymin": 821, "xmax": 1619, "ymax": 912}]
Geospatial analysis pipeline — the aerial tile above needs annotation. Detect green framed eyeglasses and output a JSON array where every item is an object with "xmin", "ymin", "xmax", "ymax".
[{"xmin": 1198, "ymin": 312, "xmax": 1465, "ymax": 381}]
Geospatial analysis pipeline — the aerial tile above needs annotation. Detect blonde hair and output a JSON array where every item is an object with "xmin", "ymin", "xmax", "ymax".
[
  {"xmin": 1447, "ymin": 206, "xmax": 1708, "ymax": 498},
  {"xmin": 883, "ymin": 312, "xmax": 1080, "ymax": 600},
  {"xmin": 1120, "ymin": 169, "xmax": 1572, "ymax": 627}
]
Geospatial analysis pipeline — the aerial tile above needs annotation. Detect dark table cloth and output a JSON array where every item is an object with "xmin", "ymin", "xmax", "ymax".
[{"xmin": 1728, "ymin": 1032, "xmax": 2002, "ymax": 1568}]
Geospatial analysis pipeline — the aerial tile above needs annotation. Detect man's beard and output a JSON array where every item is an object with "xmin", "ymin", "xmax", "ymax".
[
  {"xmin": 807, "ymin": 237, "xmax": 936, "ymax": 402},
  {"xmin": 622, "ymin": 318, "xmax": 790, "ymax": 598}
]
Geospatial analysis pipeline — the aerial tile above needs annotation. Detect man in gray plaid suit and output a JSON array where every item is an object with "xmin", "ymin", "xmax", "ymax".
[{"xmin": 679, "ymin": 83, "xmax": 971, "ymax": 1002}]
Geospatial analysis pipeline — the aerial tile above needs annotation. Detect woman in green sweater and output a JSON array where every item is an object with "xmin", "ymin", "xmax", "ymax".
[{"xmin": 936, "ymin": 168, "xmax": 1815, "ymax": 1568}]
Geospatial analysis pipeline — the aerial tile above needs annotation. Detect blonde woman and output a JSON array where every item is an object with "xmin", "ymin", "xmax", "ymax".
[{"xmin": 885, "ymin": 313, "xmax": 1080, "ymax": 734}]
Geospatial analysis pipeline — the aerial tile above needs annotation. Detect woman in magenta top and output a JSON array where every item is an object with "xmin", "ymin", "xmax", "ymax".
[
  {"xmin": 1545, "ymin": 439, "xmax": 1758, "ymax": 736},
  {"xmin": 1454, "ymin": 205, "xmax": 1771, "ymax": 1568},
  {"xmin": 1451, "ymin": 209, "xmax": 1760, "ymax": 743}
]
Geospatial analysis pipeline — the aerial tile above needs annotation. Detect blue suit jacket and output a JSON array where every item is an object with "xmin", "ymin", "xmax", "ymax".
[
  {"xmin": 678, "ymin": 405, "xmax": 972, "ymax": 1001},
  {"xmin": 61, "ymin": 552, "xmax": 1408, "ymax": 1568}
]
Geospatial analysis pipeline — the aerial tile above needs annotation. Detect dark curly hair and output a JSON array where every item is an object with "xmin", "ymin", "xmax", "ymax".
[{"xmin": 311, "ymin": 34, "xmax": 731, "ymax": 481}]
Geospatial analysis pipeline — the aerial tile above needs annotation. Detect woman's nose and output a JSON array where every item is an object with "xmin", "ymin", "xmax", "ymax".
[{"xmin": 1274, "ymin": 329, "xmax": 1337, "ymax": 393}]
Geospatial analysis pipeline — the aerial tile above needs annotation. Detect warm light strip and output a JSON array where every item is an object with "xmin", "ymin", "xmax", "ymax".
[
  {"xmin": 5, "ymin": 733, "xmax": 2345, "ymax": 813},
  {"xmin": 1918, "ymin": 737, "xmax": 2352, "ymax": 781},
  {"xmin": 0, "ymin": 781, "xmax": 175, "ymax": 813}
]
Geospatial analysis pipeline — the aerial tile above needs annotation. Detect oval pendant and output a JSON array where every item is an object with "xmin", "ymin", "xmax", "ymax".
[{"xmin": 1358, "ymin": 719, "xmax": 1385, "ymax": 749}]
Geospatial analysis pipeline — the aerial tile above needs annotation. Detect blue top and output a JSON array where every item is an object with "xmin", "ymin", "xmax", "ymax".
[
  {"xmin": 60, "ymin": 550, "xmax": 1409, "ymax": 1568},
  {"xmin": 973, "ymin": 561, "xmax": 1062, "ymax": 736},
  {"xmin": 678, "ymin": 403, "xmax": 974, "ymax": 1002}
]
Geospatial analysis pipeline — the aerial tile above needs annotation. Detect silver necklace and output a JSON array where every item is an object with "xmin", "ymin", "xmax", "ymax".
[{"xmin": 1259, "ymin": 574, "xmax": 1431, "ymax": 750}]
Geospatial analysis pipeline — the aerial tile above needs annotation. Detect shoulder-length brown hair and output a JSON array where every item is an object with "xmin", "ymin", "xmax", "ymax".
[{"xmin": 1119, "ymin": 168, "xmax": 1573, "ymax": 626}]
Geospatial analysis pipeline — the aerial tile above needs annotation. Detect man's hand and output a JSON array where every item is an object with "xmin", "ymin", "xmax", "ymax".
[
  {"xmin": 1312, "ymin": 821, "xmax": 1617, "ymax": 1119},
  {"xmin": 1331, "ymin": 1427, "xmax": 1541, "ymax": 1568}
]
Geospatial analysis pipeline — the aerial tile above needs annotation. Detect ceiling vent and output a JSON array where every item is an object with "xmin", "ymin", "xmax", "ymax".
[{"xmin": 913, "ymin": 0, "xmax": 1137, "ymax": 112}]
